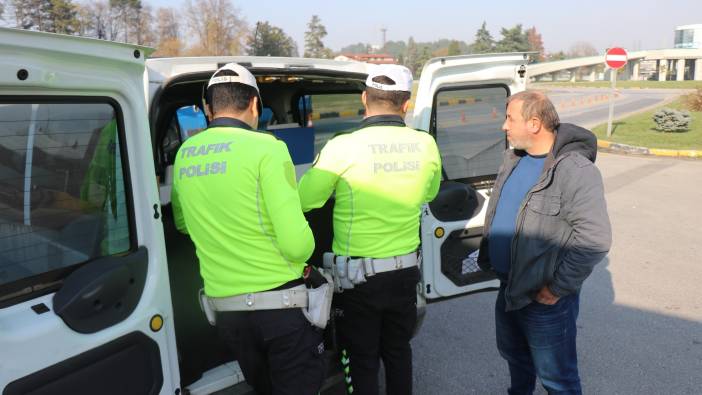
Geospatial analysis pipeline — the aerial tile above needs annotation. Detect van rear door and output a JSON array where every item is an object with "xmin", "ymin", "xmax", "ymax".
[
  {"xmin": 0, "ymin": 28, "xmax": 179, "ymax": 395},
  {"xmin": 411, "ymin": 53, "xmax": 529, "ymax": 300}
]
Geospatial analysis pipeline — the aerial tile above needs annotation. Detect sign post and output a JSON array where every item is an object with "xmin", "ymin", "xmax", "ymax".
[{"xmin": 605, "ymin": 47, "xmax": 628, "ymax": 137}]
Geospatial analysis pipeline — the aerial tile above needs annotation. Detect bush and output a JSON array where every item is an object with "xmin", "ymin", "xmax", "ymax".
[
  {"xmin": 686, "ymin": 88, "xmax": 702, "ymax": 112},
  {"xmin": 652, "ymin": 108, "xmax": 691, "ymax": 132}
]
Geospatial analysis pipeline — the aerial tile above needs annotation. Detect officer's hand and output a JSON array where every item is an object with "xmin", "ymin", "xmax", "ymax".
[{"xmin": 535, "ymin": 286, "xmax": 560, "ymax": 305}]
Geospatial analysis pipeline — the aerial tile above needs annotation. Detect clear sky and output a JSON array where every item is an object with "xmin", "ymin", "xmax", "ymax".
[{"xmin": 150, "ymin": 0, "xmax": 700, "ymax": 53}]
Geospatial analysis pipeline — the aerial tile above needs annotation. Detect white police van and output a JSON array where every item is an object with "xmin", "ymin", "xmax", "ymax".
[{"xmin": 0, "ymin": 27, "xmax": 528, "ymax": 395}]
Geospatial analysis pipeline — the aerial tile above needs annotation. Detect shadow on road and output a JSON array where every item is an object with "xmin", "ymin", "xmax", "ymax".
[{"xmin": 412, "ymin": 256, "xmax": 702, "ymax": 394}]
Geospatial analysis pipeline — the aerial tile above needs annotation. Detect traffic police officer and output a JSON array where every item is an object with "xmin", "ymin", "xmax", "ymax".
[
  {"xmin": 298, "ymin": 64, "xmax": 442, "ymax": 395},
  {"xmin": 171, "ymin": 63, "xmax": 325, "ymax": 395}
]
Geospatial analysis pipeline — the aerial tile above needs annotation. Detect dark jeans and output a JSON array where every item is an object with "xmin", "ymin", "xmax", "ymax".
[
  {"xmin": 495, "ymin": 285, "xmax": 581, "ymax": 395},
  {"xmin": 216, "ymin": 307, "xmax": 326, "ymax": 395},
  {"xmin": 337, "ymin": 266, "xmax": 419, "ymax": 395}
]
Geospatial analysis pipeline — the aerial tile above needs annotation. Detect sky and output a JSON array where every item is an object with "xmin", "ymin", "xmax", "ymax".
[{"xmin": 123, "ymin": 0, "xmax": 702, "ymax": 53}]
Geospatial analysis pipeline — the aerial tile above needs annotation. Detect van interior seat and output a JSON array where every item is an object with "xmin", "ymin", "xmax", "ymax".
[{"xmin": 267, "ymin": 123, "xmax": 315, "ymax": 165}]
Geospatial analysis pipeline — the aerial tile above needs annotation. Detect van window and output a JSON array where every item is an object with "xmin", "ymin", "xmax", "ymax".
[
  {"xmin": 298, "ymin": 93, "xmax": 364, "ymax": 155},
  {"xmin": 433, "ymin": 86, "xmax": 508, "ymax": 181},
  {"xmin": 0, "ymin": 101, "xmax": 133, "ymax": 302}
]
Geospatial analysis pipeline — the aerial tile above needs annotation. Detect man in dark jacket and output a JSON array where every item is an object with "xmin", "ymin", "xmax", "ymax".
[{"xmin": 479, "ymin": 90, "xmax": 612, "ymax": 395}]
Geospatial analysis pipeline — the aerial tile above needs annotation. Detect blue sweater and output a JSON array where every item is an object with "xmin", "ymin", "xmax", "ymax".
[{"xmin": 488, "ymin": 154, "xmax": 546, "ymax": 278}]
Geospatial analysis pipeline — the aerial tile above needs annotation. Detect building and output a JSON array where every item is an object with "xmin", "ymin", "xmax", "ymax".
[
  {"xmin": 334, "ymin": 53, "xmax": 397, "ymax": 65},
  {"xmin": 674, "ymin": 24, "xmax": 702, "ymax": 49}
]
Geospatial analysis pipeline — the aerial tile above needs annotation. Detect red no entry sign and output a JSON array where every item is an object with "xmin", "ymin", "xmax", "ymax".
[{"xmin": 605, "ymin": 47, "xmax": 628, "ymax": 69}]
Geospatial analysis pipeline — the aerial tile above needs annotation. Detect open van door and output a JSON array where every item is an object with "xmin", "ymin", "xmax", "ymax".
[
  {"xmin": 410, "ymin": 53, "xmax": 530, "ymax": 300},
  {"xmin": 0, "ymin": 28, "xmax": 179, "ymax": 395}
]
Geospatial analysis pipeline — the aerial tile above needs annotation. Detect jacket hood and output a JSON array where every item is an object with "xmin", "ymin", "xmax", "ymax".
[{"xmin": 552, "ymin": 123, "xmax": 598, "ymax": 163}]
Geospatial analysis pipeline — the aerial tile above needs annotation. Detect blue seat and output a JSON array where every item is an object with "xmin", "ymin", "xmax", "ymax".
[
  {"xmin": 269, "ymin": 127, "xmax": 315, "ymax": 165},
  {"xmin": 259, "ymin": 107, "xmax": 274, "ymax": 130}
]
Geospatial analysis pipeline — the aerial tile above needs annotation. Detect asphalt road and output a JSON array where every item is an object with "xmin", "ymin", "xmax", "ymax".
[
  {"xmin": 411, "ymin": 152, "xmax": 702, "ymax": 394},
  {"xmin": 546, "ymin": 88, "xmax": 681, "ymax": 128}
]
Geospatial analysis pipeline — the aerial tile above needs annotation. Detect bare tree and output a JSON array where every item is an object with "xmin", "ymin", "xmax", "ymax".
[
  {"xmin": 134, "ymin": 4, "xmax": 155, "ymax": 46},
  {"xmin": 12, "ymin": 0, "xmax": 51, "ymax": 30},
  {"xmin": 184, "ymin": 0, "xmax": 247, "ymax": 56},
  {"xmin": 568, "ymin": 41, "xmax": 599, "ymax": 58},
  {"xmin": 526, "ymin": 26, "xmax": 545, "ymax": 62},
  {"xmin": 151, "ymin": 7, "xmax": 183, "ymax": 57}
]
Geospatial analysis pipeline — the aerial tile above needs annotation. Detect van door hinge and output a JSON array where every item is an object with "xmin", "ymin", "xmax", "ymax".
[{"xmin": 153, "ymin": 204, "xmax": 160, "ymax": 219}]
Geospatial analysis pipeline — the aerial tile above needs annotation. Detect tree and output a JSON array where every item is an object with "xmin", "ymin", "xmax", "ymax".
[
  {"xmin": 339, "ymin": 42, "xmax": 367, "ymax": 54},
  {"xmin": 10, "ymin": 0, "xmax": 78, "ymax": 34},
  {"xmin": 447, "ymin": 40, "xmax": 461, "ymax": 56},
  {"xmin": 383, "ymin": 40, "xmax": 407, "ymax": 59},
  {"xmin": 185, "ymin": 0, "xmax": 247, "ymax": 56},
  {"xmin": 471, "ymin": 21, "xmax": 494, "ymax": 53},
  {"xmin": 495, "ymin": 24, "xmax": 529, "ymax": 53},
  {"xmin": 526, "ymin": 26, "xmax": 544, "ymax": 62},
  {"xmin": 304, "ymin": 15, "xmax": 329, "ymax": 58},
  {"xmin": 568, "ymin": 41, "xmax": 598, "ymax": 58},
  {"xmin": 50, "ymin": 0, "xmax": 78, "ymax": 34},
  {"xmin": 151, "ymin": 7, "xmax": 182, "ymax": 57},
  {"xmin": 546, "ymin": 51, "xmax": 567, "ymax": 61},
  {"xmin": 247, "ymin": 21, "xmax": 297, "ymax": 57},
  {"xmin": 82, "ymin": 1, "xmax": 117, "ymax": 40},
  {"xmin": 404, "ymin": 36, "xmax": 419, "ymax": 74},
  {"xmin": 12, "ymin": 0, "xmax": 52, "ymax": 30},
  {"xmin": 74, "ymin": 3, "xmax": 94, "ymax": 36},
  {"xmin": 416, "ymin": 46, "xmax": 432, "ymax": 73},
  {"xmin": 109, "ymin": 0, "xmax": 140, "ymax": 43}
]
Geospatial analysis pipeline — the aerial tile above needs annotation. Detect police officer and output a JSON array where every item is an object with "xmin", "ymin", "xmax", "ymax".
[
  {"xmin": 298, "ymin": 64, "xmax": 442, "ymax": 395},
  {"xmin": 171, "ymin": 63, "xmax": 325, "ymax": 395}
]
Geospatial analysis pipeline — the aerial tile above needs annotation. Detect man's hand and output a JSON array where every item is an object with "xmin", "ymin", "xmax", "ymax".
[{"xmin": 535, "ymin": 286, "xmax": 560, "ymax": 305}]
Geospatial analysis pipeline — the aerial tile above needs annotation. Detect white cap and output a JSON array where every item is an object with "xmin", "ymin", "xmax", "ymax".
[
  {"xmin": 207, "ymin": 63, "xmax": 262, "ymax": 110},
  {"xmin": 365, "ymin": 64, "xmax": 413, "ymax": 92},
  {"xmin": 208, "ymin": 63, "xmax": 259, "ymax": 92}
]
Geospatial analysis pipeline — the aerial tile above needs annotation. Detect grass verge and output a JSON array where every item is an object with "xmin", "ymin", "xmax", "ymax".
[
  {"xmin": 592, "ymin": 97, "xmax": 702, "ymax": 150},
  {"xmin": 533, "ymin": 81, "xmax": 702, "ymax": 89}
]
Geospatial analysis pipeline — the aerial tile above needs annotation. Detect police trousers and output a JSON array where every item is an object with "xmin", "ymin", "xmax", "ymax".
[
  {"xmin": 216, "ymin": 281, "xmax": 327, "ymax": 395},
  {"xmin": 337, "ymin": 266, "xmax": 419, "ymax": 395}
]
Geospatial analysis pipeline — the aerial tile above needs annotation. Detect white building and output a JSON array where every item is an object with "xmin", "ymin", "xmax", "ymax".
[{"xmin": 674, "ymin": 24, "xmax": 702, "ymax": 49}]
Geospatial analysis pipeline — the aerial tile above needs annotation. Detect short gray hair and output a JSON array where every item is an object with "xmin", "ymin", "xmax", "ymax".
[{"xmin": 507, "ymin": 90, "xmax": 560, "ymax": 131}]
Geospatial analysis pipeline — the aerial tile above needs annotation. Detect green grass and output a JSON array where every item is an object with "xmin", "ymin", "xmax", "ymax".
[
  {"xmin": 311, "ymin": 94, "xmax": 364, "ymax": 114},
  {"xmin": 533, "ymin": 80, "xmax": 702, "ymax": 89},
  {"xmin": 592, "ymin": 97, "xmax": 702, "ymax": 150},
  {"xmin": 308, "ymin": 81, "xmax": 422, "ymax": 114}
]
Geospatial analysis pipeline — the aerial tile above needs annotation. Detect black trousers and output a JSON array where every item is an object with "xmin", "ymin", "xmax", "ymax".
[
  {"xmin": 337, "ymin": 266, "xmax": 420, "ymax": 395},
  {"xmin": 216, "ymin": 305, "xmax": 326, "ymax": 395}
]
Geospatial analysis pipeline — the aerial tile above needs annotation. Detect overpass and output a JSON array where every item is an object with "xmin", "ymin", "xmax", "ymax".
[{"xmin": 528, "ymin": 48, "xmax": 702, "ymax": 81}]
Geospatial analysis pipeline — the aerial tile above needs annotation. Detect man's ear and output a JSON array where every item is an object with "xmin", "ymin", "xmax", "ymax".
[
  {"xmin": 528, "ymin": 117, "xmax": 542, "ymax": 133},
  {"xmin": 401, "ymin": 99, "xmax": 411, "ymax": 114},
  {"xmin": 204, "ymin": 103, "xmax": 213, "ymax": 121},
  {"xmin": 250, "ymin": 96, "xmax": 259, "ymax": 118},
  {"xmin": 361, "ymin": 90, "xmax": 368, "ymax": 108}
]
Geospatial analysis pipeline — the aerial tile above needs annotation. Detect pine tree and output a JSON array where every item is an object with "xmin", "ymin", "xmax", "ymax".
[
  {"xmin": 495, "ymin": 24, "xmax": 529, "ymax": 53},
  {"xmin": 11, "ymin": 0, "xmax": 78, "ymax": 34},
  {"xmin": 405, "ymin": 36, "xmax": 418, "ymax": 74},
  {"xmin": 49, "ymin": 0, "xmax": 78, "ymax": 34},
  {"xmin": 304, "ymin": 15, "xmax": 329, "ymax": 58},
  {"xmin": 248, "ymin": 21, "xmax": 297, "ymax": 57},
  {"xmin": 471, "ymin": 21, "xmax": 494, "ymax": 53}
]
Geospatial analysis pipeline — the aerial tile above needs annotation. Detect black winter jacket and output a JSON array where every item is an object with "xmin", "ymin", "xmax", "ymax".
[{"xmin": 478, "ymin": 123, "xmax": 612, "ymax": 311}]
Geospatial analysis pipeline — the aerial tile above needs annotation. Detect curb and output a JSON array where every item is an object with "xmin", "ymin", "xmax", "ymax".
[{"xmin": 597, "ymin": 140, "xmax": 702, "ymax": 158}]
